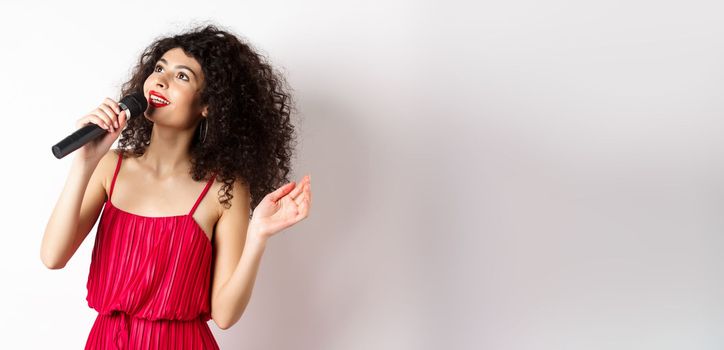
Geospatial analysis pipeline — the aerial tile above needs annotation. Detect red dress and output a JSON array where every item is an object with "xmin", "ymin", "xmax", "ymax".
[{"xmin": 84, "ymin": 152, "xmax": 220, "ymax": 349}]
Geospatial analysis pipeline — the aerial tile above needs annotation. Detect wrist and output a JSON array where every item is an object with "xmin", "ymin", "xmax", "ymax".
[
  {"xmin": 72, "ymin": 153, "xmax": 101, "ymax": 165},
  {"xmin": 71, "ymin": 155, "xmax": 101, "ymax": 173},
  {"xmin": 246, "ymin": 225, "xmax": 269, "ymax": 246},
  {"xmin": 245, "ymin": 236, "xmax": 268, "ymax": 250}
]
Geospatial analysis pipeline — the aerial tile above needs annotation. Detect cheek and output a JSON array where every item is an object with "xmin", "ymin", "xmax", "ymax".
[
  {"xmin": 175, "ymin": 89, "xmax": 197, "ymax": 107},
  {"xmin": 142, "ymin": 79, "xmax": 152, "ymax": 94}
]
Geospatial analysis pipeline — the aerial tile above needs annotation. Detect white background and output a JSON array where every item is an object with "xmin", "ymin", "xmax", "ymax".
[{"xmin": 1, "ymin": 0, "xmax": 723, "ymax": 349}]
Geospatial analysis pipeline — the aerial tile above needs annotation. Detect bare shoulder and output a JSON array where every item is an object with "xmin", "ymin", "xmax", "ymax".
[
  {"xmin": 213, "ymin": 176, "xmax": 251, "ymax": 216},
  {"xmin": 94, "ymin": 148, "xmax": 123, "ymax": 195}
]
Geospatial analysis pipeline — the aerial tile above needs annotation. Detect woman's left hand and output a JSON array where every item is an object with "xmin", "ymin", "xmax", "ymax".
[{"xmin": 248, "ymin": 175, "xmax": 312, "ymax": 242}]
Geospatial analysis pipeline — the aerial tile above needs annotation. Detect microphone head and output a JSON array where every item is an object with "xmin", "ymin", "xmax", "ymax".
[{"xmin": 119, "ymin": 92, "xmax": 148, "ymax": 118}]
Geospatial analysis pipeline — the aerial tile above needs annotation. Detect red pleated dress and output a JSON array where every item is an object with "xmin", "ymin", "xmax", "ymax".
[{"xmin": 84, "ymin": 152, "xmax": 220, "ymax": 349}]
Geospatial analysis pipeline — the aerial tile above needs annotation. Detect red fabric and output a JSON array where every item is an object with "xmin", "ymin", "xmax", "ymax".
[{"xmin": 85, "ymin": 152, "xmax": 219, "ymax": 349}]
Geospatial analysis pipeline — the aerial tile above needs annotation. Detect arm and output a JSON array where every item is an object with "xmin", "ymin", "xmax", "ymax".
[
  {"xmin": 210, "ymin": 175, "xmax": 312, "ymax": 329},
  {"xmin": 40, "ymin": 150, "xmax": 115, "ymax": 269},
  {"xmin": 209, "ymin": 179, "xmax": 264, "ymax": 330}
]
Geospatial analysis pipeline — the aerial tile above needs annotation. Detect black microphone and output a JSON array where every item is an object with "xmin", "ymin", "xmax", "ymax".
[{"xmin": 52, "ymin": 92, "xmax": 148, "ymax": 159}]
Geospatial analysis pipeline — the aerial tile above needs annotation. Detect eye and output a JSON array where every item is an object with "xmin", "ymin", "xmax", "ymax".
[{"xmin": 154, "ymin": 65, "xmax": 189, "ymax": 82}]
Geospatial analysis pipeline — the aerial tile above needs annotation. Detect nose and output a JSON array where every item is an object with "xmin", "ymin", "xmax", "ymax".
[
  {"xmin": 155, "ymin": 76, "xmax": 166, "ymax": 89},
  {"xmin": 153, "ymin": 72, "xmax": 169, "ymax": 89}
]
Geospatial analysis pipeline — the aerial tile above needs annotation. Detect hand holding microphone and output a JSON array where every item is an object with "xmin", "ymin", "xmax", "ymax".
[
  {"xmin": 52, "ymin": 92, "xmax": 147, "ymax": 160},
  {"xmin": 74, "ymin": 97, "xmax": 127, "ymax": 161}
]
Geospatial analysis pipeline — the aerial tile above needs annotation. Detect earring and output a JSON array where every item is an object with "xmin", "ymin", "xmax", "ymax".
[{"xmin": 199, "ymin": 118, "xmax": 208, "ymax": 143}]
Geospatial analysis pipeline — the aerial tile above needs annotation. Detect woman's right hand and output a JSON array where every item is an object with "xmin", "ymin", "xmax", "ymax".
[{"xmin": 74, "ymin": 97, "xmax": 128, "ymax": 162}]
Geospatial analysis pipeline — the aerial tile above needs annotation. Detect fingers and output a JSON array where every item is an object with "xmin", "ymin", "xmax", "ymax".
[
  {"xmin": 96, "ymin": 105, "xmax": 116, "ymax": 132},
  {"xmin": 266, "ymin": 182, "xmax": 295, "ymax": 203},
  {"xmin": 76, "ymin": 97, "xmax": 121, "ymax": 132},
  {"xmin": 293, "ymin": 179, "xmax": 312, "ymax": 217},
  {"xmin": 306, "ymin": 181, "xmax": 311, "ymax": 206},
  {"xmin": 298, "ymin": 192, "xmax": 310, "ymax": 215},
  {"xmin": 293, "ymin": 184, "xmax": 311, "ymax": 223},
  {"xmin": 112, "ymin": 110, "xmax": 127, "ymax": 133},
  {"xmin": 103, "ymin": 97, "xmax": 122, "ymax": 129},
  {"xmin": 293, "ymin": 181, "xmax": 310, "ymax": 205},
  {"xmin": 288, "ymin": 175, "xmax": 310, "ymax": 199},
  {"xmin": 77, "ymin": 113, "xmax": 112, "ymax": 132},
  {"xmin": 95, "ymin": 97, "xmax": 122, "ymax": 131}
]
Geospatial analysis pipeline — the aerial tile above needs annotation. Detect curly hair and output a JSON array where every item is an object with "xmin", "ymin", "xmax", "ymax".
[{"xmin": 116, "ymin": 24, "xmax": 297, "ymax": 215}]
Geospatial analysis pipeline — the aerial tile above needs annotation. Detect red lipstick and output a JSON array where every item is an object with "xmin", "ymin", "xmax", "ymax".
[{"xmin": 149, "ymin": 90, "xmax": 171, "ymax": 108}]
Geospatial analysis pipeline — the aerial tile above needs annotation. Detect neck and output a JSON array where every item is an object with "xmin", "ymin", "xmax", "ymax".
[{"xmin": 139, "ymin": 124, "xmax": 197, "ymax": 178}]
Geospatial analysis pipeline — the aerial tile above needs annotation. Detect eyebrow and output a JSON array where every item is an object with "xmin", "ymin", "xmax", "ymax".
[{"xmin": 158, "ymin": 58, "xmax": 198, "ymax": 79}]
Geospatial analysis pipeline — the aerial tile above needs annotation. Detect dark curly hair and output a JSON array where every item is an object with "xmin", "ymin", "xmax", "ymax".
[{"xmin": 116, "ymin": 24, "xmax": 297, "ymax": 215}]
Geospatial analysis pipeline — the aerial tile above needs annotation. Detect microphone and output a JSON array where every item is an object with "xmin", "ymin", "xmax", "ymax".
[{"xmin": 51, "ymin": 92, "xmax": 148, "ymax": 159}]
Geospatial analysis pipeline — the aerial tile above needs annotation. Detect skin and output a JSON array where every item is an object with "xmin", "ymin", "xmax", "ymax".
[{"xmin": 41, "ymin": 47, "xmax": 312, "ymax": 330}]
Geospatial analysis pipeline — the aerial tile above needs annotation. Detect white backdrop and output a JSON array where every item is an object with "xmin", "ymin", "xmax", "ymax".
[{"xmin": 1, "ymin": 0, "xmax": 723, "ymax": 349}]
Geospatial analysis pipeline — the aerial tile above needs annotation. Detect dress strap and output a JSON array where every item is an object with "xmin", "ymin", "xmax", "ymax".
[
  {"xmin": 189, "ymin": 172, "xmax": 218, "ymax": 216},
  {"xmin": 108, "ymin": 151, "xmax": 123, "ymax": 203}
]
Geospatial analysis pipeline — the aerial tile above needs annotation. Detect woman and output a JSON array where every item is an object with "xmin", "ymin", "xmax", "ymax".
[{"xmin": 41, "ymin": 24, "xmax": 312, "ymax": 349}]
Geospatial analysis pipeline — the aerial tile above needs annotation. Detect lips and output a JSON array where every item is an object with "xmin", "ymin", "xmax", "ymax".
[{"xmin": 149, "ymin": 90, "xmax": 171, "ymax": 108}]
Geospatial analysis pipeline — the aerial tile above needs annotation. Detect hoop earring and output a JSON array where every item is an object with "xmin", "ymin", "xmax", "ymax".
[{"xmin": 199, "ymin": 118, "xmax": 208, "ymax": 143}]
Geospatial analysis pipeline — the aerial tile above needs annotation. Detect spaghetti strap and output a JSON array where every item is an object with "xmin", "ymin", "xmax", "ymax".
[
  {"xmin": 108, "ymin": 151, "xmax": 122, "ymax": 202},
  {"xmin": 189, "ymin": 172, "xmax": 217, "ymax": 216}
]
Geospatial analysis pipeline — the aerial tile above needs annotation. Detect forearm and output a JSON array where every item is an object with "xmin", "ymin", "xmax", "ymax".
[
  {"xmin": 40, "ymin": 156, "xmax": 97, "ymax": 268},
  {"xmin": 212, "ymin": 229, "xmax": 268, "ymax": 329}
]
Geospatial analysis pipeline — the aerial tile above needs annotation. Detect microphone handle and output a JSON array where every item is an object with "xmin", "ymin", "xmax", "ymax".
[{"xmin": 51, "ymin": 122, "xmax": 108, "ymax": 159}]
